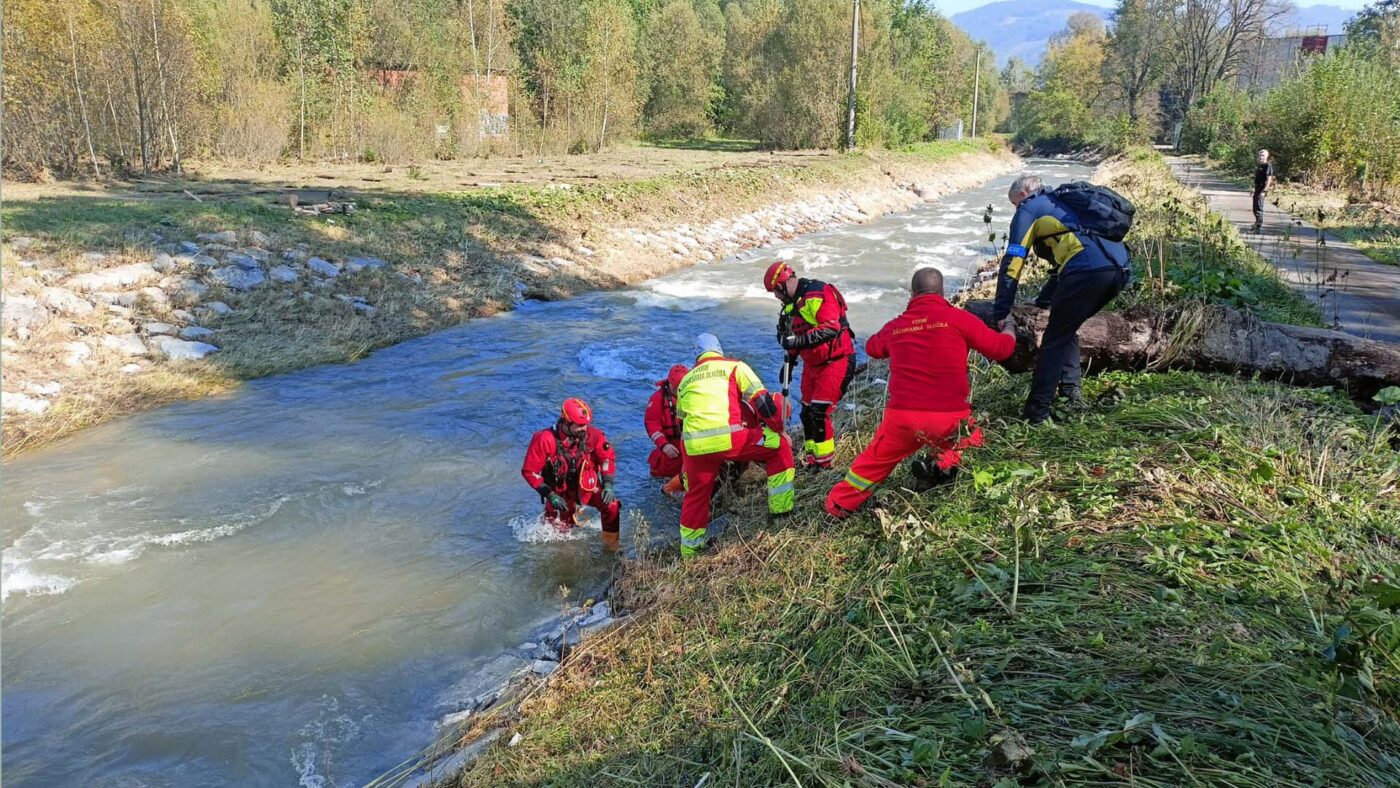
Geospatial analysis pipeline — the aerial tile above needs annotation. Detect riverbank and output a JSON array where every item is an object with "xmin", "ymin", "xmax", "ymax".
[
  {"xmin": 0, "ymin": 140, "xmax": 1018, "ymax": 456},
  {"xmin": 436, "ymin": 152, "xmax": 1400, "ymax": 785}
]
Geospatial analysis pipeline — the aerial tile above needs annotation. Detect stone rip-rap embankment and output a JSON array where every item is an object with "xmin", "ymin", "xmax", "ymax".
[{"xmin": 1, "ymin": 148, "xmax": 1019, "ymax": 454}]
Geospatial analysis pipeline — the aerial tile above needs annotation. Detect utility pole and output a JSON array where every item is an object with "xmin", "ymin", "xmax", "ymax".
[
  {"xmin": 845, "ymin": 0, "xmax": 859, "ymax": 151},
  {"xmin": 971, "ymin": 44, "xmax": 982, "ymax": 138}
]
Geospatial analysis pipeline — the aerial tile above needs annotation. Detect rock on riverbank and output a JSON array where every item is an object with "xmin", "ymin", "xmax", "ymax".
[{"xmin": 1, "ymin": 146, "xmax": 1019, "ymax": 455}]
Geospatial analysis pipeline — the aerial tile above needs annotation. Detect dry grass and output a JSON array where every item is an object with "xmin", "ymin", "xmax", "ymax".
[{"xmin": 3, "ymin": 140, "xmax": 1016, "ymax": 456}]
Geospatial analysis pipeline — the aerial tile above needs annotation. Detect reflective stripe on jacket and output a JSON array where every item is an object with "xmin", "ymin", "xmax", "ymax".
[
  {"xmin": 992, "ymin": 191, "xmax": 1130, "ymax": 321},
  {"xmin": 677, "ymin": 351, "xmax": 769, "ymax": 456}
]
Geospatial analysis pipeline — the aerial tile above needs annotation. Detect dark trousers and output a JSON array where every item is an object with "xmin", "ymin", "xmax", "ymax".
[
  {"xmin": 1025, "ymin": 266, "xmax": 1127, "ymax": 419},
  {"xmin": 1252, "ymin": 189, "xmax": 1265, "ymax": 226}
]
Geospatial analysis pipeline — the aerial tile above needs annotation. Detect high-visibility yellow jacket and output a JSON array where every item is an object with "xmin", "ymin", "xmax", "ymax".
[{"xmin": 676, "ymin": 351, "xmax": 770, "ymax": 456}]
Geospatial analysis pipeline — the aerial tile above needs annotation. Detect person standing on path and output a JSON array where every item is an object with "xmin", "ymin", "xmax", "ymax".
[
  {"xmin": 1251, "ymin": 149, "xmax": 1275, "ymax": 234},
  {"xmin": 991, "ymin": 174, "xmax": 1132, "ymax": 424},
  {"xmin": 826, "ymin": 268, "xmax": 1016, "ymax": 518}
]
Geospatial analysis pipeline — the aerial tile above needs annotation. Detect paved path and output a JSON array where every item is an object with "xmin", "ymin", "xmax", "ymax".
[{"xmin": 1166, "ymin": 155, "xmax": 1400, "ymax": 344}]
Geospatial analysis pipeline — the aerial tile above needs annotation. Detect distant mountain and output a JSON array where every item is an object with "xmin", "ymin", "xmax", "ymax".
[
  {"xmin": 952, "ymin": 0, "xmax": 1360, "ymax": 68},
  {"xmin": 952, "ymin": 0, "xmax": 1112, "ymax": 67}
]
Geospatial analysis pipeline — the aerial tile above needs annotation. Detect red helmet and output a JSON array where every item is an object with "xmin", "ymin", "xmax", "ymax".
[
  {"xmin": 763, "ymin": 261, "xmax": 795, "ymax": 293},
  {"xmin": 666, "ymin": 364, "xmax": 689, "ymax": 389},
  {"xmin": 560, "ymin": 397, "xmax": 593, "ymax": 426}
]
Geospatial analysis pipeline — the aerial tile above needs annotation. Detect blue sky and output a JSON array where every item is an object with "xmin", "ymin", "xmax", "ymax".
[{"xmin": 934, "ymin": 0, "xmax": 1371, "ymax": 17}]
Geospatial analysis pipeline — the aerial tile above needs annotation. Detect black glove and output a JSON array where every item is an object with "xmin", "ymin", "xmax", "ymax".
[
  {"xmin": 600, "ymin": 481, "xmax": 616, "ymax": 506},
  {"xmin": 780, "ymin": 333, "xmax": 801, "ymax": 350},
  {"xmin": 776, "ymin": 312, "xmax": 793, "ymax": 345}
]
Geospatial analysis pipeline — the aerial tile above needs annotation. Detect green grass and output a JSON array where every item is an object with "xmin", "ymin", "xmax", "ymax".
[{"xmin": 452, "ymin": 368, "xmax": 1400, "ymax": 787}]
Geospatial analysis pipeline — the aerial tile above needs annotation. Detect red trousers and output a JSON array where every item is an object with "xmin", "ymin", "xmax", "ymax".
[
  {"xmin": 647, "ymin": 443, "xmax": 683, "ymax": 478},
  {"xmin": 825, "ymin": 408, "xmax": 972, "ymax": 517},
  {"xmin": 799, "ymin": 356, "xmax": 853, "ymax": 467},
  {"xmin": 545, "ymin": 487, "xmax": 621, "ymax": 533},
  {"xmin": 681, "ymin": 428, "xmax": 795, "ymax": 542}
]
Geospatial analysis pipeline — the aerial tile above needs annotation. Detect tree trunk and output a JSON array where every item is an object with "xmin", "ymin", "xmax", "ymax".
[
  {"xmin": 67, "ymin": 10, "xmax": 101, "ymax": 178},
  {"xmin": 149, "ymin": 0, "xmax": 181, "ymax": 174},
  {"xmin": 962, "ymin": 301, "xmax": 1400, "ymax": 405}
]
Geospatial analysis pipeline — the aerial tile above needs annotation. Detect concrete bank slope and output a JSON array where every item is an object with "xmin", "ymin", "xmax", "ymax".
[
  {"xmin": 1, "ymin": 144, "xmax": 1020, "ymax": 455},
  {"xmin": 1165, "ymin": 155, "xmax": 1400, "ymax": 344}
]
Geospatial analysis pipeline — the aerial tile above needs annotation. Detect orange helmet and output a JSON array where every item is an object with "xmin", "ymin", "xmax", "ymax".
[
  {"xmin": 560, "ymin": 397, "xmax": 593, "ymax": 426},
  {"xmin": 763, "ymin": 261, "xmax": 796, "ymax": 293}
]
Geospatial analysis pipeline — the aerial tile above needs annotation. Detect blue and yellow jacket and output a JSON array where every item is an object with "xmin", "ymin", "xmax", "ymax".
[{"xmin": 991, "ymin": 190, "xmax": 1130, "ymax": 321}]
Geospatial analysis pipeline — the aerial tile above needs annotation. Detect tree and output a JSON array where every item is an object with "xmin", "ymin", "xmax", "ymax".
[
  {"xmin": 1347, "ymin": 0, "xmax": 1400, "ymax": 68},
  {"xmin": 1167, "ymin": 0, "xmax": 1293, "ymax": 123},
  {"xmin": 642, "ymin": 0, "xmax": 720, "ymax": 137},
  {"xmin": 1105, "ymin": 0, "xmax": 1171, "ymax": 130}
]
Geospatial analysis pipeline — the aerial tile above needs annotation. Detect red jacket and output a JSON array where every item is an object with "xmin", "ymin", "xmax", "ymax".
[
  {"xmin": 781, "ymin": 279, "xmax": 856, "ymax": 367},
  {"xmin": 644, "ymin": 368, "xmax": 686, "ymax": 450},
  {"xmin": 522, "ymin": 424, "xmax": 616, "ymax": 495},
  {"xmin": 865, "ymin": 293, "xmax": 1015, "ymax": 412}
]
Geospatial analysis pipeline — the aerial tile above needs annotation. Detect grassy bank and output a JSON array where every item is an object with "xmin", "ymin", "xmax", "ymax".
[
  {"xmin": 440, "ymin": 150, "xmax": 1398, "ymax": 786},
  {"xmin": 1271, "ymin": 185, "xmax": 1400, "ymax": 268},
  {"xmin": 451, "ymin": 368, "xmax": 1399, "ymax": 786},
  {"xmin": 1, "ymin": 139, "xmax": 1012, "ymax": 456}
]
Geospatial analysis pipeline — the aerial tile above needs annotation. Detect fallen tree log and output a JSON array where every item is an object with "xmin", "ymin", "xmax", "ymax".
[{"xmin": 962, "ymin": 300, "xmax": 1400, "ymax": 404}]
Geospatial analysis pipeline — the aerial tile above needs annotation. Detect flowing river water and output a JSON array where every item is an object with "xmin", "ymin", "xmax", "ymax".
[{"xmin": 1, "ymin": 160, "xmax": 1094, "ymax": 786}]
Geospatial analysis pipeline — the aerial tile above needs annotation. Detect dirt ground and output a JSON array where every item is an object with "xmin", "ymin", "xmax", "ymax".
[{"xmin": 4, "ymin": 144, "xmax": 839, "ymax": 203}]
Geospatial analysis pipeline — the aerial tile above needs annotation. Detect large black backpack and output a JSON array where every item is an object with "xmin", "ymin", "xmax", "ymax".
[{"xmin": 1048, "ymin": 181, "xmax": 1135, "ymax": 242}]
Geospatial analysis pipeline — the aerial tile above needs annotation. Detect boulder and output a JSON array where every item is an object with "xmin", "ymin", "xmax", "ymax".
[
  {"xmin": 190, "ymin": 254, "xmax": 220, "ymax": 268},
  {"xmin": 82, "ymin": 251, "xmax": 108, "ymax": 265},
  {"xmin": 2, "ymin": 391, "xmax": 50, "ymax": 415},
  {"xmin": 307, "ymin": 257, "xmax": 340, "ymax": 277},
  {"xmin": 530, "ymin": 660, "xmax": 559, "ymax": 676},
  {"xmin": 175, "ymin": 279, "xmax": 209, "ymax": 300},
  {"xmin": 143, "ymin": 322, "xmax": 178, "ymax": 336},
  {"xmin": 239, "ymin": 247, "xmax": 271, "ymax": 263},
  {"xmin": 121, "ymin": 363, "xmax": 145, "ymax": 374},
  {"xmin": 209, "ymin": 266, "xmax": 265, "ymax": 290},
  {"xmin": 179, "ymin": 326, "xmax": 216, "ymax": 341},
  {"xmin": 224, "ymin": 253, "xmax": 261, "ymax": 270},
  {"xmin": 149, "ymin": 336, "xmax": 218, "ymax": 361},
  {"xmin": 268, "ymin": 265, "xmax": 299, "ymax": 284},
  {"xmin": 90, "ymin": 291, "xmax": 122, "ymax": 305},
  {"xmin": 178, "ymin": 241, "xmax": 200, "ymax": 254},
  {"xmin": 204, "ymin": 301, "xmax": 233, "ymax": 316},
  {"xmin": 38, "ymin": 268, "xmax": 70, "ymax": 283},
  {"xmin": 343, "ymin": 256, "xmax": 388, "ymax": 273},
  {"xmin": 196, "ymin": 230, "xmax": 238, "ymax": 244},
  {"xmin": 247, "ymin": 230, "xmax": 269, "ymax": 246},
  {"xmin": 139, "ymin": 286, "xmax": 169, "ymax": 306},
  {"xmin": 8, "ymin": 236, "xmax": 37, "ymax": 252},
  {"xmin": 171, "ymin": 309, "xmax": 196, "ymax": 323},
  {"xmin": 101, "ymin": 333, "xmax": 148, "ymax": 357},
  {"xmin": 152, "ymin": 252, "xmax": 176, "ymax": 273},
  {"xmin": 115, "ymin": 292, "xmax": 141, "ymax": 308},
  {"xmin": 62, "ymin": 341, "xmax": 93, "ymax": 366},
  {"xmin": 283, "ymin": 248, "xmax": 310, "ymax": 262},
  {"xmin": 3, "ymin": 295, "xmax": 50, "ymax": 339},
  {"xmin": 23, "ymin": 381, "xmax": 63, "ymax": 397},
  {"xmin": 65, "ymin": 263, "xmax": 159, "ymax": 293},
  {"xmin": 40, "ymin": 287, "xmax": 94, "ymax": 317}
]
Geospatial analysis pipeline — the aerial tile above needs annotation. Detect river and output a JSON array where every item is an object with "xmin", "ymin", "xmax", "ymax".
[{"xmin": 1, "ymin": 160, "xmax": 1094, "ymax": 786}]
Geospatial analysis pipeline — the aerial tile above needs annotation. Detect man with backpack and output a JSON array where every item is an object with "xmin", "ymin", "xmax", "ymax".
[{"xmin": 991, "ymin": 175, "xmax": 1133, "ymax": 424}]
